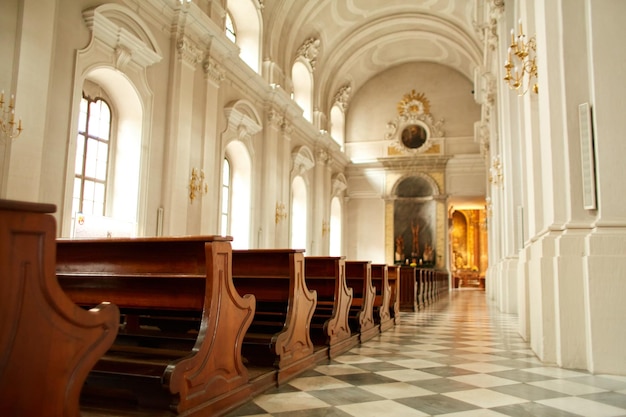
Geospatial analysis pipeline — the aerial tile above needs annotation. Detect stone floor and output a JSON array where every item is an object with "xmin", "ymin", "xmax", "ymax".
[{"xmin": 225, "ymin": 289, "xmax": 626, "ymax": 417}]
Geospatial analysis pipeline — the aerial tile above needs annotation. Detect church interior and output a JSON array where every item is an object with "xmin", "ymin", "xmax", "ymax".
[{"xmin": 1, "ymin": 0, "xmax": 626, "ymax": 416}]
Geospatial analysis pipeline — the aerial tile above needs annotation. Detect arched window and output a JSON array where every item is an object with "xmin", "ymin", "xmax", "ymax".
[
  {"xmin": 73, "ymin": 94, "xmax": 111, "ymax": 216},
  {"xmin": 225, "ymin": 12, "xmax": 236, "ymax": 43},
  {"xmin": 330, "ymin": 104, "xmax": 344, "ymax": 149},
  {"xmin": 291, "ymin": 60, "xmax": 313, "ymax": 121},
  {"xmin": 225, "ymin": 141, "xmax": 252, "ymax": 248},
  {"xmin": 290, "ymin": 176, "xmax": 308, "ymax": 250},
  {"xmin": 226, "ymin": 2, "xmax": 261, "ymax": 72},
  {"xmin": 329, "ymin": 196, "xmax": 342, "ymax": 256},
  {"xmin": 220, "ymin": 158, "xmax": 231, "ymax": 236}
]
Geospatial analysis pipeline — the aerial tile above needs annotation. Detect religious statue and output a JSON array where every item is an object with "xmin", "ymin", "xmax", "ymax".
[
  {"xmin": 395, "ymin": 235, "xmax": 404, "ymax": 262},
  {"xmin": 411, "ymin": 220, "xmax": 419, "ymax": 257},
  {"xmin": 423, "ymin": 243, "xmax": 434, "ymax": 264}
]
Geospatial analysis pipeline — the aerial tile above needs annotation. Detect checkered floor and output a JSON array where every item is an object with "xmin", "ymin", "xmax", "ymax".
[{"xmin": 225, "ymin": 289, "xmax": 626, "ymax": 417}]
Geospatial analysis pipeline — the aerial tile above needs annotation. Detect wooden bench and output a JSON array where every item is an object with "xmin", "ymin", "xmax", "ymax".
[
  {"xmin": 305, "ymin": 256, "xmax": 357, "ymax": 358},
  {"xmin": 0, "ymin": 199, "xmax": 119, "ymax": 417},
  {"xmin": 370, "ymin": 264, "xmax": 393, "ymax": 332},
  {"xmin": 399, "ymin": 266, "xmax": 418, "ymax": 312},
  {"xmin": 387, "ymin": 265, "xmax": 400, "ymax": 324},
  {"xmin": 345, "ymin": 261, "xmax": 378, "ymax": 343},
  {"xmin": 232, "ymin": 249, "xmax": 317, "ymax": 385},
  {"xmin": 56, "ymin": 236, "xmax": 256, "ymax": 416}
]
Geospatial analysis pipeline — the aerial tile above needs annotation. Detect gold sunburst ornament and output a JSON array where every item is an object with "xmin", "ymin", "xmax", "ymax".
[{"xmin": 397, "ymin": 90, "xmax": 430, "ymax": 116}]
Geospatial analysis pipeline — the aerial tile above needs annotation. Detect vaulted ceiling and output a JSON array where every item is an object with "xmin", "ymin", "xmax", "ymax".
[{"xmin": 263, "ymin": 0, "xmax": 483, "ymax": 104}]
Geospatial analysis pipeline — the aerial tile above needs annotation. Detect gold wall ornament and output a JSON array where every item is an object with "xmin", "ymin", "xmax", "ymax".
[
  {"xmin": 397, "ymin": 90, "xmax": 430, "ymax": 116},
  {"xmin": 0, "ymin": 91, "xmax": 23, "ymax": 140},
  {"xmin": 275, "ymin": 202, "xmax": 287, "ymax": 224},
  {"xmin": 322, "ymin": 220, "xmax": 330, "ymax": 236},
  {"xmin": 488, "ymin": 156, "xmax": 503, "ymax": 186},
  {"xmin": 504, "ymin": 20, "xmax": 538, "ymax": 95},
  {"xmin": 189, "ymin": 167, "xmax": 208, "ymax": 203}
]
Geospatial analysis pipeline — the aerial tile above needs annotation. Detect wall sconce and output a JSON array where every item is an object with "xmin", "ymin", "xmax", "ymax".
[
  {"xmin": 504, "ymin": 20, "xmax": 538, "ymax": 95},
  {"xmin": 275, "ymin": 202, "xmax": 287, "ymax": 224},
  {"xmin": 0, "ymin": 91, "xmax": 23, "ymax": 140},
  {"xmin": 322, "ymin": 220, "xmax": 330, "ymax": 236},
  {"xmin": 489, "ymin": 156, "xmax": 503, "ymax": 186},
  {"xmin": 189, "ymin": 167, "xmax": 208, "ymax": 203}
]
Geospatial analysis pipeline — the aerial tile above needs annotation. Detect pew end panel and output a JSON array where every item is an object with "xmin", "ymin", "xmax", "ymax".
[
  {"xmin": 232, "ymin": 249, "xmax": 317, "ymax": 384},
  {"xmin": 305, "ymin": 256, "xmax": 356, "ymax": 358},
  {"xmin": 0, "ymin": 200, "xmax": 119, "ymax": 417},
  {"xmin": 57, "ymin": 236, "xmax": 256, "ymax": 415},
  {"xmin": 371, "ymin": 264, "xmax": 393, "ymax": 332},
  {"xmin": 345, "ymin": 261, "xmax": 377, "ymax": 343},
  {"xmin": 386, "ymin": 265, "xmax": 400, "ymax": 324}
]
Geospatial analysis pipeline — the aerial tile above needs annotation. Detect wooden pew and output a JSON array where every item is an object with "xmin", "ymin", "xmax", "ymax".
[
  {"xmin": 0, "ymin": 199, "xmax": 119, "ymax": 417},
  {"xmin": 56, "ymin": 236, "xmax": 256, "ymax": 416},
  {"xmin": 417, "ymin": 268, "xmax": 426, "ymax": 309},
  {"xmin": 386, "ymin": 265, "xmax": 400, "ymax": 324},
  {"xmin": 370, "ymin": 264, "xmax": 393, "ymax": 332},
  {"xmin": 399, "ymin": 266, "xmax": 418, "ymax": 312},
  {"xmin": 232, "ymin": 249, "xmax": 317, "ymax": 385},
  {"xmin": 345, "ymin": 261, "xmax": 378, "ymax": 343},
  {"xmin": 305, "ymin": 256, "xmax": 357, "ymax": 358}
]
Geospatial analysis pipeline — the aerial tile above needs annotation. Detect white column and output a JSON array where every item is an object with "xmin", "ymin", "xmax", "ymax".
[
  {"xmin": 162, "ymin": 36, "xmax": 200, "ymax": 235},
  {"xmin": 582, "ymin": 0, "xmax": 626, "ymax": 375},
  {"xmin": 3, "ymin": 0, "xmax": 57, "ymax": 201}
]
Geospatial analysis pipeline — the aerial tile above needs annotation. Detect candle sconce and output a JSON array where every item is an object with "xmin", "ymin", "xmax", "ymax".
[
  {"xmin": 189, "ymin": 167, "xmax": 208, "ymax": 203},
  {"xmin": 275, "ymin": 202, "xmax": 287, "ymax": 224},
  {"xmin": 503, "ymin": 20, "xmax": 538, "ymax": 95},
  {"xmin": 0, "ymin": 91, "xmax": 23, "ymax": 140}
]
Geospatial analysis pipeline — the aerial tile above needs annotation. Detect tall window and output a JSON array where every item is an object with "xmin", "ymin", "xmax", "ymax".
[
  {"xmin": 225, "ymin": 12, "xmax": 236, "ymax": 43},
  {"xmin": 73, "ymin": 95, "xmax": 111, "ymax": 216},
  {"xmin": 220, "ymin": 158, "xmax": 232, "ymax": 236}
]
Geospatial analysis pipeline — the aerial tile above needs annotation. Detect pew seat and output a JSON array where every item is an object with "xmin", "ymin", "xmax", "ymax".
[
  {"xmin": 345, "ymin": 261, "xmax": 378, "ymax": 343},
  {"xmin": 305, "ymin": 256, "xmax": 357, "ymax": 358},
  {"xmin": 56, "ymin": 236, "xmax": 256, "ymax": 416},
  {"xmin": 0, "ymin": 199, "xmax": 119, "ymax": 417},
  {"xmin": 232, "ymin": 249, "xmax": 317, "ymax": 385}
]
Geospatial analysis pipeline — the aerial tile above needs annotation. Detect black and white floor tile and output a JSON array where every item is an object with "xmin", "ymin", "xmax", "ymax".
[{"xmin": 225, "ymin": 290, "xmax": 626, "ymax": 417}]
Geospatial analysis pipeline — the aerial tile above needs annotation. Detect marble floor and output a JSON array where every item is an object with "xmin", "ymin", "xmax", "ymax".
[{"xmin": 225, "ymin": 289, "xmax": 626, "ymax": 417}]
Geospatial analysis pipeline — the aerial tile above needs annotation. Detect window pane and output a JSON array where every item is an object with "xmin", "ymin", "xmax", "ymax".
[
  {"xmin": 98, "ymin": 101, "xmax": 111, "ymax": 139},
  {"xmin": 88, "ymin": 101, "xmax": 101, "ymax": 136},
  {"xmin": 221, "ymin": 214, "xmax": 228, "ymax": 236},
  {"xmin": 222, "ymin": 160, "xmax": 230, "ymax": 186},
  {"xmin": 78, "ymin": 98, "xmax": 88, "ymax": 132},
  {"xmin": 225, "ymin": 13, "xmax": 236, "ymax": 43},
  {"xmin": 84, "ymin": 180, "xmax": 95, "ymax": 202},
  {"xmin": 221, "ymin": 186, "xmax": 229, "ymax": 213},
  {"xmin": 75, "ymin": 136, "xmax": 85, "ymax": 175},
  {"xmin": 85, "ymin": 138, "xmax": 99, "ymax": 178},
  {"xmin": 94, "ymin": 182, "xmax": 105, "ymax": 206},
  {"xmin": 95, "ymin": 141, "xmax": 108, "ymax": 180}
]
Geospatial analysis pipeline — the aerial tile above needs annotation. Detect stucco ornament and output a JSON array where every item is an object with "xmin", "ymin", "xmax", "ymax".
[{"xmin": 386, "ymin": 90, "xmax": 445, "ymax": 154}]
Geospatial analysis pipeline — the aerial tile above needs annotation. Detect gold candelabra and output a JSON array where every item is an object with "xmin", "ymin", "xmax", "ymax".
[
  {"xmin": 189, "ymin": 167, "xmax": 208, "ymax": 202},
  {"xmin": 504, "ymin": 20, "xmax": 538, "ymax": 95},
  {"xmin": 0, "ymin": 91, "xmax": 23, "ymax": 140},
  {"xmin": 275, "ymin": 202, "xmax": 287, "ymax": 224}
]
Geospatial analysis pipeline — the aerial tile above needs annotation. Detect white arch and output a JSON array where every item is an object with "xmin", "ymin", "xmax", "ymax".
[{"xmin": 63, "ymin": 4, "xmax": 162, "ymax": 237}]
